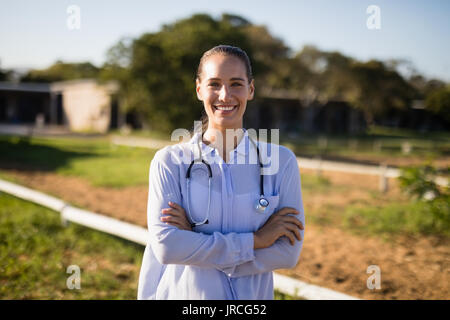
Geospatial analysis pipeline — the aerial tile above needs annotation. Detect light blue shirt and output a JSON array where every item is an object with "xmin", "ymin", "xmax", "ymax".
[{"xmin": 137, "ymin": 129, "xmax": 305, "ymax": 299}]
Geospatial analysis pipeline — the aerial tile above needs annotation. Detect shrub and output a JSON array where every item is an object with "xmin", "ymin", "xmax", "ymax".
[{"xmin": 344, "ymin": 164, "xmax": 449, "ymax": 236}]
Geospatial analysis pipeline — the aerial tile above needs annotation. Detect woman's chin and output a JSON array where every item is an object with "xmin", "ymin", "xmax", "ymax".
[{"xmin": 212, "ymin": 118, "xmax": 241, "ymax": 129}]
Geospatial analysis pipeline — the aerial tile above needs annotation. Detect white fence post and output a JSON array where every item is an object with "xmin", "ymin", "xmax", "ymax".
[{"xmin": 379, "ymin": 163, "xmax": 388, "ymax": 193}]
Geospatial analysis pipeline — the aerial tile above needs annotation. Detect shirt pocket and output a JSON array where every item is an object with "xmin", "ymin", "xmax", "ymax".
[{"xmin": 232, "ymin": 192, "xmax": 280, "ymax": 233}]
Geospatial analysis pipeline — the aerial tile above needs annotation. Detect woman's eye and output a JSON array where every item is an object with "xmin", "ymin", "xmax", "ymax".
[
  {"xmin": 208, "ymin": 82, "xmax": 219, "ymax": 87},
  {"xmin": 232, "ymin": 83, "xmax": 242, "ymax": 86}
]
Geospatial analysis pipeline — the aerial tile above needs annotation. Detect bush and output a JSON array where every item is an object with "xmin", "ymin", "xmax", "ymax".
[{"xmin": 344, "ymin": 164, "xmax": 449, "ymax": 236}]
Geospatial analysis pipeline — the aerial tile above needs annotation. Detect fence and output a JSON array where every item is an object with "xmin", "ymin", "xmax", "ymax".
[{"xmin": 0, "ymin": 178, "xmax": 359, "ymax": 300}]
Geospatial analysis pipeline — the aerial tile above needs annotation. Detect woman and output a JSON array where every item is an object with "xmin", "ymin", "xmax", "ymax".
[{"xmin": 138, "ymin": 45, "xmax": 305, "ymax": 300}]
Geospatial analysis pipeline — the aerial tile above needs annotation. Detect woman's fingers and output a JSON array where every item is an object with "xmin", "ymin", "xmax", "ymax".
[
  {"xmin": 162, "ymin": 207, "xmax": 188, "ymax": 221},
  {"xmin": 162, "ymin": 207, "xmax": 180, "ymax": 216},
  {"xmin": 285, "ymin": 223, "xmax": 302, "ymax": 241},
  {"xmin": 282, "ymin": 229, "xmax": 296, "ymax": 245},
  {"xmin": 161, "ymin": 202, "xmax": 193, "ymax": 231},
  {"xmin": 161, "ymin": 214, "xmax": 188, "ymax": 225},
  {"xmin": 276, "ymin": 207, "xmax": 300, "ymax": 216},
  {"xmin": 168, "ymin": 201, "xmax": 185, "ymax": 213},
  {"xmin": 283, "ymin": 215, "xmax": 304, "ymax": 230}
]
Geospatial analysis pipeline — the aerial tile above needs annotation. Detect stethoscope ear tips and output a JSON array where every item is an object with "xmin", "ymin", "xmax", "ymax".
[{"xmin": 255, "ymin": 197, "xmax": 269, "ymax": 213}]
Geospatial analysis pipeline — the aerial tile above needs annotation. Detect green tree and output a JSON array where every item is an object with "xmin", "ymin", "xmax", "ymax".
[
  {"xmin": 103, "ymin": 13, "xmax": 257, "ymax": 133},
  {"xmin": 21, "ymin": 61, "xmax": 100, "ymax": 82},
  {"xmin": 349, "ymin": 60, "xmax": 416, "ymax": 124},
  {"xmin": 425, "ymin": 86, "xmax": 450, "ymax": 123}
]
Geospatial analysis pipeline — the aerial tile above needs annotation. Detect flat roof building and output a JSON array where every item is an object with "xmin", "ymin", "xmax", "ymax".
[{"xmin": 0, "ymin": 79, "xmax": 120, "ymax": 133}]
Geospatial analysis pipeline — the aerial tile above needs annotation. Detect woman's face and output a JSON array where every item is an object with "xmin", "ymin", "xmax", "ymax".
[{"xmin": 196, "ymin": 54, "xmax": 254, "ymax": 131}]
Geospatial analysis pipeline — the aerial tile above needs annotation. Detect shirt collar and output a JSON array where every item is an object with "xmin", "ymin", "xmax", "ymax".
[{"xmin": 189, "ymin": 128, "xmax": 255, "ymax": 160}]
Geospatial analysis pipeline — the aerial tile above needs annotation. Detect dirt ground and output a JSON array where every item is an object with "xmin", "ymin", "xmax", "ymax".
[{"xmin": 2, "ymin": 169, "xmax": 449, "ymax": 300}]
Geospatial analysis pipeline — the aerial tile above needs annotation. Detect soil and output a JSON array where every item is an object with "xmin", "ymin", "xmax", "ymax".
[{"xmin": 2, "ymin": 169, "xmax": 449, "ymax": 300}]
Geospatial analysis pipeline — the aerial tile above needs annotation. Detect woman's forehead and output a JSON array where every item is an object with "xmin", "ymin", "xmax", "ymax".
[{"xmin": 201, "ymin": 55, "xmax": 247, "ymax": 80}]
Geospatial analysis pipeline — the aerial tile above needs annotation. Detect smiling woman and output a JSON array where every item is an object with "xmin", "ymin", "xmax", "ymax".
[
  {"xmin": 195, "ymin": 45, "xmax": 255, "ymax": 162},
  {"xmin": 137, "ymin": 45, "xmax": 305, "ymax": 300}
]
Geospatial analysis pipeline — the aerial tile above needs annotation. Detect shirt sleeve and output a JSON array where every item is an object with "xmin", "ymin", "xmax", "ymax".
[
  {"xmin": 219, "ymin": 152, "xmax": 305, "ymax": 278},
  {"xmin": 147, "ymin": 148, "xmax": 256, "ymax": 269}
]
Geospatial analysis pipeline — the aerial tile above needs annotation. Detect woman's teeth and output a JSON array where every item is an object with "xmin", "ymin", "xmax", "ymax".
[{"xmin": 215, "ymin": 105, "xmax": 236, "ymax": 111}]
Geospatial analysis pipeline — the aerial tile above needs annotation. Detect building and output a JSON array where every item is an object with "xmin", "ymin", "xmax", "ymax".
[
  {"xmin": 0, "ymin": 79, "xmax": 121, "ymax": 133},
  {"xmin": 0, "ymin": 80, "xmax": 369, "ymax": 135},
  {"xmin": 245, "ymin": 89, "xmax": 367, "ymax": 135}
]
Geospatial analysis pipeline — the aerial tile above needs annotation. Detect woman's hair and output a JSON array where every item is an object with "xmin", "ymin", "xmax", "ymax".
[{"xmin": 196, "ymin": 45, "xmax": 253, "ymax": 135}]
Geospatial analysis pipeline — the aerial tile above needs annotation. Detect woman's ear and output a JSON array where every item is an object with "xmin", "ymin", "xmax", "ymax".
[
  {"xmin": 196, "ymin": 79, "xmax": 203, "ymax": 101},
  {"xmin": 248, "ymin": 79, "xmax": 255, "ymax": 101}
]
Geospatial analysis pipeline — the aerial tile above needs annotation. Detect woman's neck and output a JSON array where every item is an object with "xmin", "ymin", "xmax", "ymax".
[{"xmin": 203, "ymin": 126, "xmax": 245, "ymax": 161}]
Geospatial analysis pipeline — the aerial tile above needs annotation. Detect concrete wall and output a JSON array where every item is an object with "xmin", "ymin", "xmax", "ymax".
[{"xmin": 52, "ymin": 80, "xmax": 117, "ymax": 133}]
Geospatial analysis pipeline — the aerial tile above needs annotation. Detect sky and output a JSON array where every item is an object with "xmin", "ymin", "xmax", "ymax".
[{"xmin": 0, "ymin": 0, "xmax": 449, "ymax": 81}]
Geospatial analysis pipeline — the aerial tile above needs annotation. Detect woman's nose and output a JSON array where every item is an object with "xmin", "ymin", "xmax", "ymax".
[{"xmin": 219, "ymin": 84, "xmax": 232, "ymax": 101}]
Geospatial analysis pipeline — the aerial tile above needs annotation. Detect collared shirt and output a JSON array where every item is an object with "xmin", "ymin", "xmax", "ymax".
[{"xmin": 137, "ymin": 129, "xmax": 305, "ymax": 299}]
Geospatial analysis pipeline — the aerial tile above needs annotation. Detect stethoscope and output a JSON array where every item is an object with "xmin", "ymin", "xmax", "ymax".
[{"xmin": 186, "ymin": 134, "xmax": 269, "ymax": 227}]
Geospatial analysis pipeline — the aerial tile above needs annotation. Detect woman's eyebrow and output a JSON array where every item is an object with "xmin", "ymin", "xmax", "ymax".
[{"xmin": 207, "ymin": 77, "xmax": 245, "ymax": 82}]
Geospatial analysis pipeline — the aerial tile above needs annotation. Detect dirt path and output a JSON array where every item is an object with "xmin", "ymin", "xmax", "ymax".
[{"xmin": 2, "ymin": 169, "xmax": 449, "ymax": 300}]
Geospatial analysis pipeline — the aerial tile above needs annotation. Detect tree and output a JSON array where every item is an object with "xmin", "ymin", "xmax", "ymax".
[
  {"xmin": 103, "ymin": 13, "xmax": 258, "ymax": 133},
  {"xmin": 425, "ymin": 86, "xmax": 450, "ymax": 124},
  {"xmin": 21, "ymin": 61, "xmax": 100, "ymax": 82},
  {"xmin": 348, "ymin": 60, "xmax": 416, "ymax": 124}
]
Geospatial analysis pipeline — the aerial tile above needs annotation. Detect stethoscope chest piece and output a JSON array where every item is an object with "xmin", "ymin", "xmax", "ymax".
[{"xmin": 255, "ymin": 197, "xmax": 269, "ymax": 213}]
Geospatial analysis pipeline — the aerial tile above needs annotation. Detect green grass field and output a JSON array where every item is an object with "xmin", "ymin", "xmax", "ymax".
[
  {"xmin": 0, "ymin": 129, "xmax": 448, "ymax": 239},
  {"xmin": 0, "ymin": 193, "xmax": 143, "ymax": 299},
  {"xmin": 280, "ymin": 125, "xmax": 450, "ymax": 162},
  {"xmin": 0, "ymin": 135, "xmax": 156, "ymax": 187},
  {"xmin": 115, "ymin": 125, "xmax": 450, "ymax": 164},
  {"xmin": 0, "ymin": 193, "xmax": 300, "ymax": 299}
]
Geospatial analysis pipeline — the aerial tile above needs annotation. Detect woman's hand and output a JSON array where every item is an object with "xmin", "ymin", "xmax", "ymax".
[
  {"xmin": 253, "ymin": 207, "xmax": 304, "ymax": 249},
  {"xmin": 160, "ymin": 201, "xmax": 192, "ymax": 231}
]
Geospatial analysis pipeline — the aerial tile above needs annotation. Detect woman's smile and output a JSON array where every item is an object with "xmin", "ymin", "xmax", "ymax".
[{"xmin": 213, "ymin": 104, "xmax": 238, "ymax": 115}]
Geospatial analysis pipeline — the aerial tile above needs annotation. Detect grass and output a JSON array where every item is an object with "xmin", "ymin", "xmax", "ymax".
[
  {"xmin": 280, "ymin": 125, "xmax": 450, "ymax": 163},
  {"xmin": 112, "ymin": 125, "xmax": 450, "ymax": 168},
  {"xmin": 110, "ymin": 129, "xmax": 171, "ymax": 141},
  {"xmin": 0, "ymin": 135, "xmax": 157, "ymax": 188},
  {"xmin": 343, "ymin": 197, "xmax": 450, "ymax": 238},
  {"xmin": 274, "ymin": 289, "xmax": 304, "ymax": 300},
  {"xmin": 0, "ymin": 192, "xmax": 144, "ymax": 299},
  {"xmin": 299, "ymin": 168, "xmax": 450, "ymax": 238},
  {"xmin": 1, "ymin": 129, "xmax": 448, "ymax": 240},
  {"xmin": 0, "ymin": 193, "xmax": 303, "ymax": 300}
]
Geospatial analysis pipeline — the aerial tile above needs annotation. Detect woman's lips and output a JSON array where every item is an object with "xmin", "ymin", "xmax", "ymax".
[{"xmin": 213, "ymin": 105, "xmax": 237, "ymax": 115}]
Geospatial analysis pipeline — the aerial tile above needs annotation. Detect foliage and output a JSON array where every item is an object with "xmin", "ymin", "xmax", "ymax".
[
  {"xmin": 100, "ymin": 13, "xmax": 260, "ymax": 133},
  {"xmin": 0, "ymin": 135, "xmax": 156, "ymax": 188},
  {"xmin": 345, "ymin": 164, "xmax": 450, "ymax": 237},
  {"xmin": 399, "ymin": 165, "xmax": 449, "ymax": 235},
  {"xmin": 21, "ymin": 61, "xmax": 100, "ymax": 82},
  {"xmin": 398, "ymin": 164, "xmax": 445, "ymax": 200},
  {"xmin": 425, "ymin": 86, "xmax": 450, "ymax": 124},
  {"xmin": 0, "ymin": 193, "xmax": 143, "ymax": 299},
  {"xmin": 343, "ymin": 199, "xmax": 450, "ymax": 237},
  {"xmin": 349, "ymin": 60, "xmax": 416, "ymax": 123},
  {"xmin": 12, "ymin": 12, "xmax": 447, "ymax": 132},
  {"xmin": 293, "ymin": 46, "xmax": 417, "ymax": 124}
]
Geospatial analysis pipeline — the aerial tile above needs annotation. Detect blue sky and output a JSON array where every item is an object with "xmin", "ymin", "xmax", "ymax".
[{"xmin": 1, "ymin": 0, "xmax": 449, "ymax": 81}]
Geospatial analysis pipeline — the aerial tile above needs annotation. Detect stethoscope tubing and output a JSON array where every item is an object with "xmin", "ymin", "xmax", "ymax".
[{"xmin": 185, "ymin": 134, "xmax": 268, "ymax": 227}]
